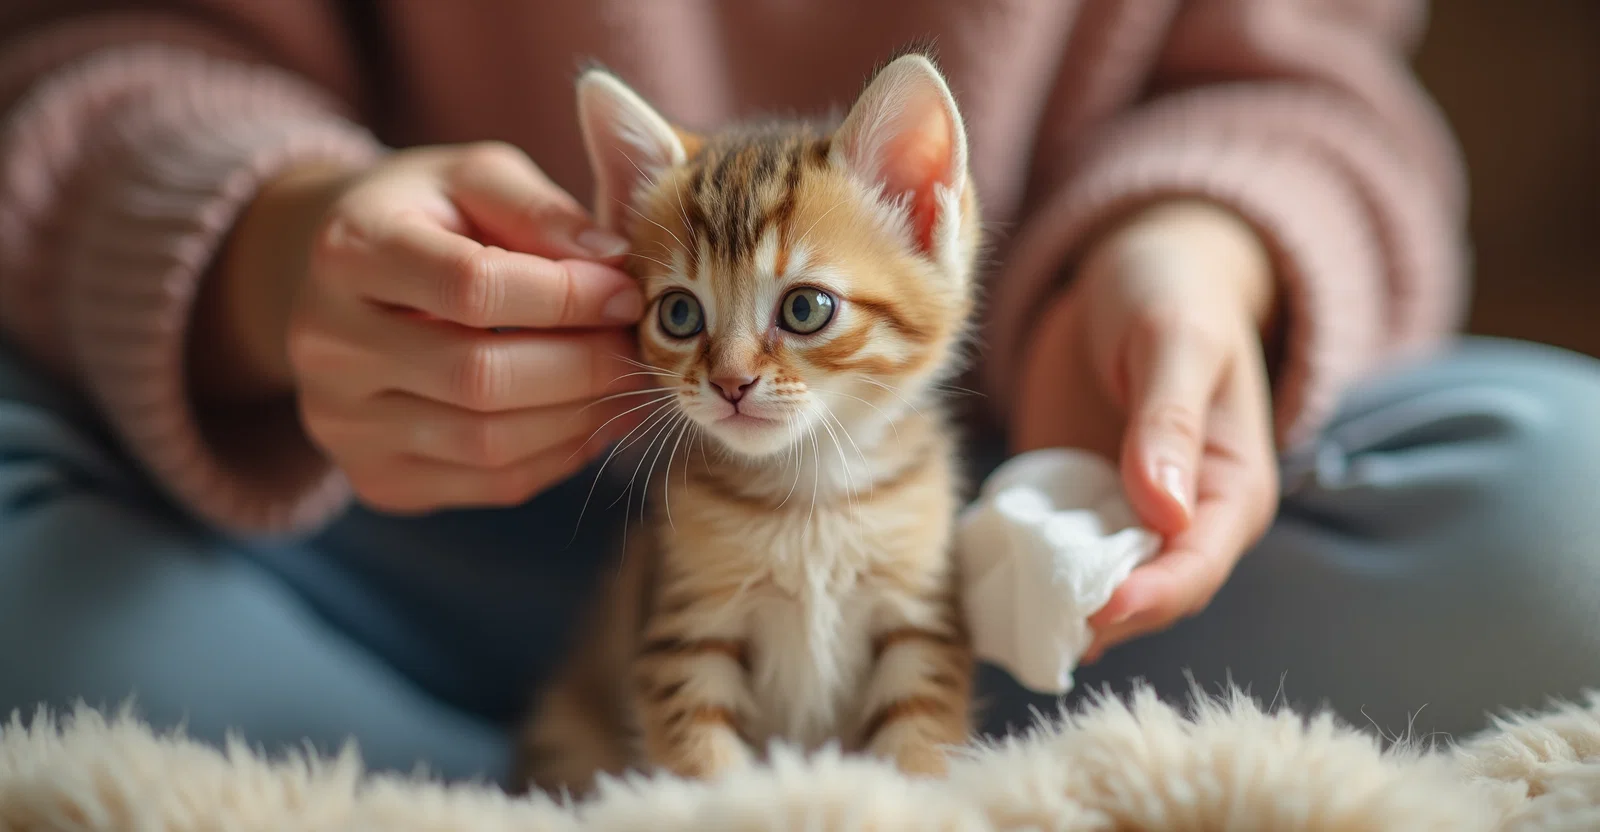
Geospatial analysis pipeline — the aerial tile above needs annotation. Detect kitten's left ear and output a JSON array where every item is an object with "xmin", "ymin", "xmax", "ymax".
[
  {"xmin": 832, "ymin": 54, "xmax": 970, "ymax": 255},
  {"xmin": 576, "ymin": 69, "xmax": 689, "ymax": 232}
]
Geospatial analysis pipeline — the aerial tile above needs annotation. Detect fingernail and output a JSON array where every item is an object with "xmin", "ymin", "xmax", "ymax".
[
  {"xmin": 602, "ymin": 288, "xmax": 644, "ymax": 323},
  {"xmin": 578, "ymin": 228, "xmax": 631, "ymax": 259},
  {"xmin": 1158, "ymin": 462, "xmax": 1190, "ymax": 514}
]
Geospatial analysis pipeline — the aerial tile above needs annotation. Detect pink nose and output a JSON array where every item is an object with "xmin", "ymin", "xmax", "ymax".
[{"xmin": 712, "ymin": 375, "xmax": 758, "ymax": 403}]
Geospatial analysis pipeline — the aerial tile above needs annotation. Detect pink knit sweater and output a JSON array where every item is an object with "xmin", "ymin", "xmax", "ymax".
[{"xmin": 0, "ymin": 1, "xmax": 1467, "ymax": 536}]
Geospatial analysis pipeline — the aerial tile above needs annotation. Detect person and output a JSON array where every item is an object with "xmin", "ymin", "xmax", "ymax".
[{"xmin": 0, "ymin": 0, "xmax": 1596, "ymax": 785}]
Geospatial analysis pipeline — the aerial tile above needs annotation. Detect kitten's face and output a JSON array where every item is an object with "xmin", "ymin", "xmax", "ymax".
[{"xmin": 578, "ymin": 56, "xmax": 979, "ymax": 460}]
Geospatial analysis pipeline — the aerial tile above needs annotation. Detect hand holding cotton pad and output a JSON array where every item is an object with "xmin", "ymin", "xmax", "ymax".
[{"xmin": 955, "ymin": 448, "xmax": 1162, "ymax": 694}]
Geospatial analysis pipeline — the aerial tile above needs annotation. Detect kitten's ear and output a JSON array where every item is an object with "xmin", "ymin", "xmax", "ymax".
[
  {"xmin": 831, "ymin": 54, "xmax": 969, "ymax": 254},
  {"xmin": 576, "ymin": 69, "xmax": 689, "ymax": 232}
]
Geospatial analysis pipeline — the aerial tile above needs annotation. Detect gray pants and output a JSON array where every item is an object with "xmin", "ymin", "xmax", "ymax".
[{"xmin": 0, "ymin": 337, "xmax": 1597, "ymax": 784}]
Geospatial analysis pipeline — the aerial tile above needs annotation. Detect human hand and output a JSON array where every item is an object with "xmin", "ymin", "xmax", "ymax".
[
  {"xmin": 202, "ymin": 142, "xmax": 650, "ymax": 513},
  {"xmin": 1011, "ymin": 200, "xmax": 1282, "ymax": 660}
]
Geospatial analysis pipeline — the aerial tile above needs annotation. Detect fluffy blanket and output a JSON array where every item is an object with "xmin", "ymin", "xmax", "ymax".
[{"xmin": 2, "ymin": 687, "xmax": 1597, "ymax": 831}]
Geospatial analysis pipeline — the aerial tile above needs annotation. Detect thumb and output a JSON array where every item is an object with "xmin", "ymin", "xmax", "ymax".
[{"xmin": 1119, "ymin": 327, "xmax": 1223, "ymax": 535}]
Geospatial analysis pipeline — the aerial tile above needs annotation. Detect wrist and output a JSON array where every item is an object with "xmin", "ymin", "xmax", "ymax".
[
  {"xmin": 1086, "ymin": 199, "xmax": 1276, "ymax": 331},
  {"xmin": 191, "ymin": 161, "xmax": 359, "ymax": 404}
]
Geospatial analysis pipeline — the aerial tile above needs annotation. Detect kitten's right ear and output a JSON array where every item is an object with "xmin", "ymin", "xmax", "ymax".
[
  {"xmin": 832, "ymin": 54, "xmax": 969, "ymax": 258},
  {"xmin": 576, "ymin": 69, "xmax": 689, "ymax": 232}
]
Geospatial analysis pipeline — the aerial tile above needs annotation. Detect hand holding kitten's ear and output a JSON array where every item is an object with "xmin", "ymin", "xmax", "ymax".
[{"xmin": 214, "ymin": 142, "xmax": 651, "ymax": 515}]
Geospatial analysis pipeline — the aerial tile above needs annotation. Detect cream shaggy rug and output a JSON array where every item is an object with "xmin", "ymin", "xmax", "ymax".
[{"xmin": 2, "ymin": 686, "xmax": 1597, "ymax": 831}]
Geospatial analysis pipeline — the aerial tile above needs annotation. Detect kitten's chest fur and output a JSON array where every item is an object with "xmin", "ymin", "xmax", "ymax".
[
  {"xmin": 646, "ymin": 412, "xmax": 961, "ymax": 747},
  {"xmin": 692, "ymin": 497, "xmax": 930, "ymax": 747}
]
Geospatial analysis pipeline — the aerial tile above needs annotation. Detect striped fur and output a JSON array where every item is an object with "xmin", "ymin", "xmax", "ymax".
[{"xmin": 517, "ymin": 54, "xmax": 982, "ymax": 796}]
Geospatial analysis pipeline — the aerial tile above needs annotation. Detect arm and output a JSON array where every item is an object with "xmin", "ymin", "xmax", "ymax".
[
  {"xmin": 0, "ymin": 3, "xmax": 383, "ymax": 535},
  {"xmin": 984, "ymin": 0, "xmax": 1468, "ymax": 448}
]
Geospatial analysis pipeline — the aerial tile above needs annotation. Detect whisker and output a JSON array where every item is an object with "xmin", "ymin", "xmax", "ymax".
[
  {"xmin": 860, "ymin": 378, "xmax": 925, "ymax": 418},
  {"xmin": 566, "ymin": 397, "xmax": 675, "ymax": 545},
  {"xmin": 805, "ymin": 421, "xmax": 821, "ymax": 530},
  {"xmin": 661, "ymin": 415, "xmax": 693, "ymax": 530},
  {"xmin": 576, "ymin": 392, "xmax": 675, "ymax": 454},
  {"xmin": 620, "ymin": 199, "xmax": 691, "ymax": 256},
  {"xmin": 684, "ymin": 423, "xmax": 698, "ymax": 489},
  {"xmin": 637, "ymin": 412, "xmax": 684, "ymax": 524},
  {"xmin": 612, "ymin": 397, "xmax": 681, "ymax": 458},
  {"xmin": 608, "ymin": 369, "xmax": 678, "ymax": 383},
  {"xmin": 813, "ymin": 405, "xmax": 853, "ymax": 494},
  {"xmin": 934, "ymin": 383, "xmax": 985, "ymax": 398},
  {"xmin": 616, "ymin": 147, "xmax": 662, "ymax": 190},
  {"xmin": 610, "ymin": 147, "xmax": 693, "ymax": 257},
  {"xmin": 816, "ymin": 404, "xmax": 868, "ymax": 550},
  {"xmin": 610, "ymin": 404, "xmax": 682, "ymax": 512},
  {"xmin": 820, "ymin": 400, "xmax": 872, "ymax": 485},
  {"xmin": 579, "ymin": 386, "xmax": 675, "ymax": 413},
  {"xmin": 614, "ymin": 355, "xmax": 678, "ymax": 376},
  {"xmin": 671, "ymin": 181, "xmax": 699, "ymax": 255},
  {"xmin": 813, "ymin": 408, "xmax": 859, "ymax": 549},
  {"xmin": 776, "ymin": 412, "xmax": 803, "ymax": 510},
  {"xmin": 628, "ymin": 250, "xmax": 675, "ymax": 272},
  {"xmin": 814, "ymin": 389, "xmax": 902, "ymax": 441}
]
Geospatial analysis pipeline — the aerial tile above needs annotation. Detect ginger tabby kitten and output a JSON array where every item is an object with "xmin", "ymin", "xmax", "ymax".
[{"xmin": 518, "ymin": 52, "xmax": 982, "ymax": 796}]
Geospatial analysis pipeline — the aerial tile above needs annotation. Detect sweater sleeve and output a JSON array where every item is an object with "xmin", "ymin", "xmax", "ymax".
[
  {"xmin": 0, "ymin": 9, "xmax": 383, "ymax": 536},
  {"xmin": 981, "ymin": 0, "xmax": 1469, "ymax": 448}
]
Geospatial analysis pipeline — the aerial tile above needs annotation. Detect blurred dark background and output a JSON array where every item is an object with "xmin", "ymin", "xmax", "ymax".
[{"xmin": 1415, "ymin": 3, "xmax": 1600, "ymax": 356}]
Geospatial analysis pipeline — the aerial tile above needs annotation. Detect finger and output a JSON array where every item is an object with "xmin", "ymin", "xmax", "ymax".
[
  {"xmin": 349, "ymin": 434, "xmax": 606, "ymax": 514},
  {"xmin": 354, "ymin": 216, "xmax": 643, "ymax": 329},
  {"xmin": 1081, "ymin": 500, "xmax": 1243, "ymax": 659},
  {"xmin": 447, "ymin": 141, "xmax": 631, "ymax": 260},
  {"xmin": 1089, "ymin": 362, "xmax": 1278, "ymax": 654},
  {"xmin": 343, "ymin": 389, "xmax": 663, "ymax": 468},
  {"xmin": 1119, "ymin": 323, "xmax": 1225, "ymax": 535},
  {"xmin": 364, "ymin": 317, "xmax": 644, "ymax": 411}
]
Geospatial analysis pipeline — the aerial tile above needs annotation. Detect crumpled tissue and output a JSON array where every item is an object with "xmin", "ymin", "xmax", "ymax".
[{"xmin": 955, "ymin": 448, "xmax": 1162, "ymax": 694}]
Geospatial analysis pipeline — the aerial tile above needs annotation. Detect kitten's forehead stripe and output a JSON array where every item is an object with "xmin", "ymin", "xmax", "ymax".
[
  {"xmin": 676, "ymin": 125, "xmax": 831, "ymax": 265},
  {"xmin": 770, "ymin": 140, "xmax": 807, "ymax": 277}
]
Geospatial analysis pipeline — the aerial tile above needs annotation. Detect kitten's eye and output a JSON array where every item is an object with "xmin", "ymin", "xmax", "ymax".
[
  {"xmin": 657, "ymin": 291, "xmax": 704, "ymax": 338},
  {"xmin": 779, "ymin": 287, "xmax": 836, "ymax": 335}
]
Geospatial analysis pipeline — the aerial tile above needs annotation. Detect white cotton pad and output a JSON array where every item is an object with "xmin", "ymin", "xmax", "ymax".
[{"xmin": 955, "ymin": 448, "xmax": 1161, "ymax": 694}]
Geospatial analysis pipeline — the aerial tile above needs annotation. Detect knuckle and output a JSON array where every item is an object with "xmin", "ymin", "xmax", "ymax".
[
  {"xmin": 308, "ymin": 213, "xmax": 364, "ymax": 277},
  {"xmin": 453, "ymin": 342, "xmax": 510, "ymax": 410},
  {"xmin": 445, "ymin": 246, "xmax": 503, "ymax": 325},
  {"xmin": 456, "ymin": 140, "xmax": 525, "ymax": 177},
  {"xmin": 1140, "ymin": 402, "xmax": 1206, "ymax": 447},
  {"xmin": 551, "ymin": 261, "xmax": 581, "ymax": 326}
]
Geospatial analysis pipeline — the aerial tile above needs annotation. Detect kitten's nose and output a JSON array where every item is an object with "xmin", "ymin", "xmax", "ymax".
[{"xmin": 712, "ymin": 374, "xmax": 759, "ymax": 403}]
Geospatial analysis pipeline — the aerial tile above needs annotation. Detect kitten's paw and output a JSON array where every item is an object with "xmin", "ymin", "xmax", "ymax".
[
  {"xmin": 663, "ymin": 726, "xmax": 753, "ymax": 780},
  {"xmin": 872, "ymin": 737, "xmax": 951, "ymax": 778}
]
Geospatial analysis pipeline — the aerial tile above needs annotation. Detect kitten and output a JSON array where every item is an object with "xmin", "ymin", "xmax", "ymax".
[{"xmin": 517, "ymin": 52, "xmax": 983, "ymax": 796}]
